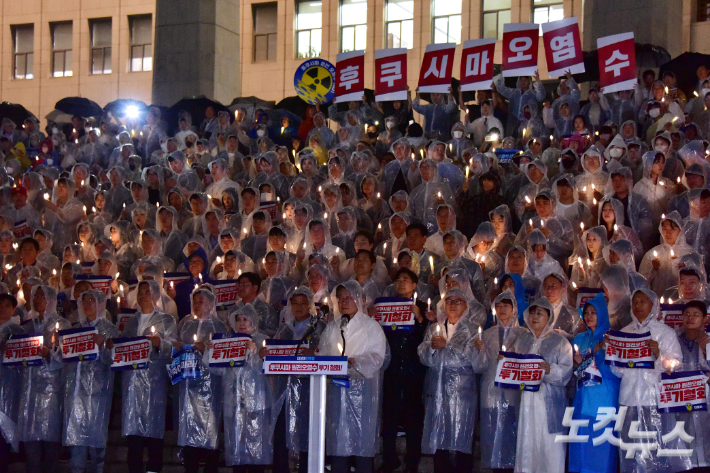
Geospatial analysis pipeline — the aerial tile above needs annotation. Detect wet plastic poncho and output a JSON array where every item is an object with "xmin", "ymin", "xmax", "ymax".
[
  {"xmin": 512, "ymin": 297, "xmax": 573, "ymax": 473},
  {"xmin": 120, "ymin": 280, "xmax": 178, "ymax": 439},
  {"xmin": 318, "ymin": 280, "xmax": 387, "ymax": 457},
  {"xmin": 599, "ymin": 265, "xmax": 632, "ymax": 330},
  {"xmin": 639, "ymin": 211, "xmax": 693, "ymax": 297},
  {"xmin": 210, "ymin": 304, "xmax": 274, "ymax": 466},
  {"xmin": 62, "ymin": 290, "xmax": 119, "ymax": 449},
  {"xmin": 258, "ymin": 251, "xmax": 293, "ymax": 310},
  {"xmin": 524, "ymin": 229, "xmax": 565, "ymax": 279},
  {"xmin": 489, "ymin": 204, "xmax": 515, "ymax": 258},
  {"xmin": 18, "ymin": 285, "xmax": 72, "ymax": 442},
  {"xmin": 466, "ymin": 222, "xmax": 504, "ymax": 288},
  {"xmin": 607, "ymin": 239, "xmax": 649, "ymax": 292},
  {"xmin": 575, "ymin": 146, "xmax": 609, "ymax": 203},
  {"xmin": 417, "ymin": 287, "xmax": 481, "ymax": 455},
  {"xmin": 683, "ymin": 188, "xmax": 710, "ymax": 276},
  {"xmin": 610, "ymin": 288, "xmax": 690, "ymax": 473},
  {"xmin": 513, "ymin": 159, "xmax": 550, "ymax": 221},
  {"xmin": 0, "ymin": 318, "xmax": 23, "ymax": 450},
  {"xmin": 598, "ymin": 196, "xmax": 645, "ymax": 264},
  {"xmin": 156, "ymin": 205, "xmax": 190, "ymax": 267},
  {"xmin": 551, "ymin": 173, "xmax": 593, "ymax": 230},
  {"xmin": 176, "ymin": 287, "xmax": 227, "ymax": 450},
  {"xmin": 570, "ymin": 226, "xmax": 609, "ymax": 289},
  {"xmin": 606, "ymin": 166, "xmax": 656, "ymax": 251},
  {"xmin": 569, "ymin": 293, "xmax": 620, "ymax": 473},
  {"xmin": 45, "ymin": 178, "xmax": 85, "ymax": 254},
  {"xmin": 382, "ymin": 138, "xmax": 416, "ymax": 197},
  {"xmin": 471, "ymin": 290, "xmax": 528, "ymax": 469},
  {"xmin": 408, "ymin": 158, "xmax": 455, "ymax": 234},
  {"xmin": 632, "ymin": 151, "xmax": 675, "ymax": 228}
]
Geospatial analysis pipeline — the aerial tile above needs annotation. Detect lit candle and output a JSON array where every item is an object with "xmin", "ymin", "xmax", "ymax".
[
  {"xmin": 501, "ymin": 344, "xmax": 506, "ymax": 352},
  {"xmin": 55, "ymin": 322, "xmax": 59, "ymax": 331},
  {"xmin": 660, "ymin": 296, "xmax": 665, "ymax": 304},
  {"xmin": 117, "ymin": 296, "xmax": 121, "ymax": 305},
  {"xmin": 338, "ymin": 343, "xmax": 344, "ymax": 355},
  {"xmin": 465, "ymin": 166, "xmax": 470, "ymax": 178},
  {"xmin": 580, "ymin": 222, "xmax": 584, "ymax": 231},
  {"xmin": 435, "ymin": 325, "xmax": 440, "ymax": 335},
  {"xmin": 574, "ymin": 344, "xmax": 579, "ymax": 354},
  {"xmin": 529, "ymin": 219, "xmax": 533, "ymax": 226},
  {"xmin": 151, "ymin": 326, "xmax": 155, "ymax": 334},
  {"xmin": 677, "ymin": 177, "xmax": 681, "ymax": 183},
  {"xmin": 376, "ymin": 192, "xmax": 381, "ymax": 199},
  {"xmin": 193, "ymin": 334, "xmax": 197, "ymax": 342},
  {"xmin": 262, "ymin": 340, "xmax": 266, "ymax": 348},
  {"xmin": 170, "ymin": 281, "xmax": 174, "ymax": 288},
  {"xmin": 653, "ymin": 250, "xmax": 659, "ymax": 258},
  {"xmin": 494, "ymin": 277, "xmax": 498, "ymax": 285},
  {"xmin": 92, "ymin": 206, "xmax": 96, "ymax": 212},
  {"xmin": 413, "ymin": 292, "xmax": 417, "ymax": 305},
  {"xmin": 429, "ymin": 256, "xmax": 434, "ymax": 272},
  {"xmin": 427, "ymin": 298, "xmax": 431, "ymax": 311},
  {"xmin": 393, "ymin": 256, "xmax": 398, "ymax": 265},
  {"xmin": 478, "ymin": 326, "xmax": 482, "ymax": 339},
  {"xmin": 671, "ymin": 249, "xmax": 675, "ymax": 257},
  {"xmin": 43, "ymin": 193, "xmax": 49, "ymax": 200}
]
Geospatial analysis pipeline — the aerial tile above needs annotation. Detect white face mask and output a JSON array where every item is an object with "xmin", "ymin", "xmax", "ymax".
[
  {"xmin": 260, "ymin": 192, "xmax": 273, "ymax": 201},
  {"xmin": 654, "ymin": 143, "xmax": 669, "ymax": 154},
  {"xmin": 609, "ymin": 148, "xmax": 624, "ymax": 158},
  {"xmin": 256, "ymin": 129, "xmax": 265, "ymax": 137},
  {"xmin": 386, "ymin": 121, "xmax": 395, "ymax": 130},
  {"xmin": 702, "ymin": 88, "xmax": 710, "ymax": 97},
  {"xmin": 51, "ymin": 127, "xmax": 59, "ymax": 135},
  {"xmin": 649, "ymin": 108, "xmax": 661, "ymax": 118},
  {"xmin": 453, "ymin": 131, "xmax": 464, "ymax": 139}
]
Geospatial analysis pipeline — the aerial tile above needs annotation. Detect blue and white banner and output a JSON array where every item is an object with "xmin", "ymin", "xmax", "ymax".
[
  {"xmin": 111, "ymin": 337, "xmax": 150, "ymax": 371},
  {"xmin": 265, "ymin": 339, "xmax": 311, "ymax": 356},
  {"xmin": 604, "ymin": 330, "xmax": 654, "ymax": 368},
  {"xmin": 59, "ymin": 327, "xmax": 98, "ymax": 362},
  {"xmin": 373, "ymin": 297, "xmax": 415, "ymax": 331},
  {"xmin": 3, "ymin": 333, "xmax": 44, "ymax": 366},
  {"xmin": 168, "ymin": 345, "xmax": 201, "ymax": 384},
  {"xmin": 494, "ymin": 351, "xmax": 545, "ymax": 392},
  {"xmin": 658, "ymin": 370, "xmax": 708, "ymax": 413},
  {"xmin": 263, "ymin": 355, "xmax": 348, "ymax": 375},
  {"xmin": 208, "ymin": 333, "xmax": 251, "ymax": 367}
]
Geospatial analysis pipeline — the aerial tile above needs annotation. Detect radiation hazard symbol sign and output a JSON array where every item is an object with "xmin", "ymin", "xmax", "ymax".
[{"xmin": 294, "ymin": 59, "xmax": 336, "ymax": 105}]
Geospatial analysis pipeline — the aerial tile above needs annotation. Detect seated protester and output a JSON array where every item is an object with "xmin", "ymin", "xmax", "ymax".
[
  {"xmin": 131, "ymin": 229, "xmax": 175, "ymax": 274},
  {"xmin": 380, "ymin": 268, "xmax": 428, "ymax": 473},
  {"xmin": 156, "ymin": 205, "xmax": 190, "ymax": 268},
  {"xmin": 319, "ymin": 184, "xmax": 345, "ymax": 237},
  {"xmin": 0, "ymin": 231, "xmax": 16, "ymax": 272},
  {"xmin": 608, "ymin": 288, "xmax": 689, "ymax": 473},
  {"xmin": 286, "ymin": 202, "xmax": 314, "ymax": 254},
  {"xmin": 467, "ymin": 222, "xmax": 504, "ymax": 293},
  {"xmin": 174, "ymin": 286, "xmax": 227, "ymax": 473},
  {"xmin": 208, "ymin": 304, "xmax": 273, "ymax": 472},
  {"xmin": 458, "ymin": 169, "xmax": 507, "ymax": 241},
  {"xmin": 417, "ymin": 287, "xmax": 483, "ymax": 473},
  {"xmin": 205, "ymin": 157, "xmax": 242, "ymax": 202},
  {"xmin": 598, "ymin": 198, "xmax": 645, "ymax": 265},
  {"xmin": 272, "ymin": 287, "xmax": 327, "ymax": 473},
  {"xmin": 296, "ymin": 219, "xmax": 344, "ymax": 274},
  {"xmin": 318, "ymin": 281, "xmax": 387, "ymax": 473},
  {"xmin": 683, "ymin": 188, "xmax": 710, "ymax": 276},
  {"xmin": 201, "ymin": 208, "xmax": 224, "ymax": 252},
  {"xmin": 116, "ymin": 280, "xmax": 177, "ymax": 473},
  {"xmin": 633, "ymin": 151, "xmax": 675, "ymax": 230},
  {"xmin": 18, "ymin": 285, "xmax": 72, "ymax": 473},
  {"xmin": 513, "ymin": 159, "xmax": 550, "ymax": 222},
  {"xmin": 569, "ymin": 293, "xmax": 620, "ymax": 473},
  {"xmin": 662, "ymin": 265, "xmax": 710, "ymax": 304},
  {"xmin": 240, "ymin": 210, "xmax": 272, "ymax": 264},
  {"xmin": 6, "ymin": 185, "xmax": 41, "ymax": 231},
  {"xmin": 639, "ymin": 211, "xmax": 693, "ymax": 297},
  {"xmin": 230, "ymin": 272, "xmax": 279, "ymax": 337},
  {"xmin": 131, "ymin": 203, "xmax": 154, "ymax": 235},
  {"xmin": 570, "ymin": 226, "xmax": 609, "ymax": 289},
  {"xmin": 62, "ymin": 290, "xmax": 119, "ymax": 473},
  {"xmin": 550, "ymin": 174, "xmax": 593, "ymax": 231},
  {"xmin": 0, "ymin": 293, "xmax": 22, "ymax": 466},
  {"xmin": 423, "ymin": 141, "xmax": 465, "ymax": 195},
  {"xmin": 384, "ymin": 250, "xmax": 435, "ymax": 304},
  {"xmin": 373, "ymin": 212, "xmax": 409, "ymax": 264},
  {"xmin": 214, "ymin": 249, "xmax": 252, "ymax": 281},
  {"xmin": 209, "ymin": 229, "xmax": 244, "ymax": 273},
  {"xmin": 653, "ymin": 131, "xmax": 685, "ymax": 183},
  {"xmin": 43, "ymin": 177, "xmax": 87, "ymax": 255},
  {"xmin": 606, "ymin": 167, "xmax": 655, "ymax": 252},
  {"xmin": 93, "ymin": 251, "xmax": 130, "ymax": 309},
  {"xmin": 668, "ymin": 163, "xmax": 706, "ymax": 218},
  {"xmin": 471, "ymin": 291, "xmax": 528, "ymax": 471},
  {"xmin": 59, "ymin": 269, "xmax": 91, "ymax": 325},
  {"xmin": 305, "ymin": 263, "xmax": 336, "ymax": 306},
  {"xmin": 331, "ymin": 207, "xmax": 359, "ymax": 259},
  {"xmin": 489, "ymin": 205, "xmax": 516, "ymax": 259},
  {"xmin": 181, "ymin": 193, "xmax": 209, "ymax": 238},
  {"xmin": 337, "ymin": 231, "xmax": 389, "ymax": 285},
  {"xmin": 408, "ymin": 158, "xmax": 456, "ymax": 235},
  {"xmin": 574, "ymin": 146, "xmax": 608, "ymax": 206},
  {"xmin": 675, "ymin": 300, "xmax": 710, "ymax": 472},
  {"xmin": 125, "ymin": 264, "xmax": 179, "ymax": 322},
  {"xmin": 291, "ymin": 169, "xmax": 325, "ymax": 214},
  {"xmin": 524, "ymin": 229, "xmax": 565, "ymax": 279},
  {"xmin": 357, "ymin": 174, "xmax": 391, "ymax": 229},
  {"xmin": 405, "ymin": 223, "xmax": 440, "ymax": 287},
  {"xmin": 76, "ymin": 221, "xmax": 98, "ymax": 263},
  {"xmin": 351, "ymin": 249, "xmax": 385, "ymax": 315},
  {"xmin": 123, "ymin": 180, "xmax": 155, "ymax": 224},
  {"xmin": 33, "ymin": 229, "xmax": 61, "ymax": 275},
  {"xmin": 501, "ymin": 246, "xmax": 542, "ymax": 309},
  {"xmin": 222, "ymin": 187, "xmax": 242, "ymax": 228},
  {"xmin": 263, "ymin": 226, "xmax": 299, "ymax": 283},
  {"xmin": 424, "ymin": 204, "xmax": 457, "ymax": 258},
  {"xmin": 339, "ymin": 182, "xmax": 374, "ymax": 235},
  {"xmin": 510, "ymin": 297, "xmax": 573, "ymax": 473},
  {"xmin": 514, "ymin": 190, "xmax": 574, "ymax": 270},
  {"xmin": 105, "ymin": 221, "xmax": 137, "ymax": 280},
  {"xmin": 6, "ymin": 237, "xmax": 50, "ymax": 288},
  {"xmin": 607, "ymin": 239, "xmax": 649, "ymax": 292},
  {"xmin": 436, "ymin": 230, "xmax": 485, "ymax": 303},
  {"xmin": 167, "ymin": 248, "xmax": 213, "ymax": 320},
  {"xmin": 539, "ymin": 269, "xmax": 582, "ymax": 341},
  {"xmin": 259, "ymin": 251, "xmax": 293, "ymax": 312}
]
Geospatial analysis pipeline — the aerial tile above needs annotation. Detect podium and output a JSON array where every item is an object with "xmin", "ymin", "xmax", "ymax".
[{"xmin": 263, "ymin": 355, "xmax": 349, "ymax": 473}]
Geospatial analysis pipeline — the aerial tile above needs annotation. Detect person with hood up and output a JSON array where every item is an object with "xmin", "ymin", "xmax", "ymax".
[
  {"xmin": 182, "ymin": 192, "xmax": 209, "ymax": 239},
  {"xmin": 445, "ymin": 122, "xmax": 472, "ymax": 159},
  {"xmin": 118, "ymin": 280, "xmax": 177, "ymax": 473},
  {"xmin": 318, "ymin": 280, "xmax": 387, "ymax": 473},
  {"xmin": 539, "ymin": 269, "xmax": 581, "ymax": 341},
  {"xmin": 598, "ymin": 197, "xmax": 645, "ymax": 265},
  {"xmin": 423, "ymin": 204, "xmax": 456, "ymax": 258},
  {"xmin": 605, "ymin": 131, "xmax": 631, "ymax": 172},
  {"xmin": 105, "ymin": 221, "xmax": 137, "ymax": 280},
  {"xmin": 607, "ymin": 239, "xmax": 649, "ymax": 292},
  {"xmin": 305, "ymin": 112, "xmax": 335, "ymax": 149},
  {"xmin": 437, "ymin": 230, "xmax": 486, "ymax": 303},
  {"xmin": 662, "ymin": 262, "xmax": 710, "ymax": 304},
  {"xmin": 467, "ymin": 222, "xmax": 504, "ymax": 291},
  {"xmin": 509, "ymin": 297, "xmax": 572, "ymax": 473},
  {"xmin": 606, "ymin": 166, "xmax": 655, "ymax": 252},
  {"xmin": 608, "ymin": 288, "xmax": 690, "ymax": 473},
  {"xmin": 513, "ymin": 159, "xmax": 550, "ymax": 221},
  {"xmin": 62, "ymin": 289, "xmax": 119, "ymax": 473},
  {"xmin": 17, "ymin": 284, "xmax": 72, "ymax": 473},
  {"xmin": 173, "ymin": 286, "xmax": 227, "ymax": 472},
  {"xmin": 471, "ymin": 290, "xmax": 528, "ymax": 471},
  {"xmin": 0, "ymin": 293, "xmax": 22, "ymax": 471},
  {"xmin": 489, "ymin": 205, "xmax": 516, "ymax": 259},
  {"xmin": 570, "ymin": 225, "xmax": 609, "ymax": 289},
  {"xmin": 132, "ymin": 229, "xmax": 174, "ymax": 274},
  {"xmin": 524, "ymin": 229, "xmax": 565, "ymax": 279},
  {"xmin": 500, "ymin": 247, "xmax": 542, "ymax": 312},
  {"xmin": 668, "ymin": 163, "xmax": 706, "ymax": 219},
  {"xmin": 411, "ymin": 90, "xmax": 458, "ymax": 140},
  {"xmin": 543, "ymin": 100, "xmax": 577, "ymax": 140},
  {"xmin": 652, "ymin": 131, "xmax": 685, "ymax": 183},
  {"xmin": 492, "ymin": 72, "xmax": 546, "ymax": 136},
  {"xmin": 407, "ymin": 158, "xmax": 456, "ymax": 234},
  {"xmin": 639, "ymin": 211, "xmax": 693, "ymax": 297},
  {"xmin": 205, "ymin": 158, "xmax": 242, "ymax": 203},
  {"xmin": 271, "ymin": 287, "xmax": 326, "ymax": 473},
  {"xmin": 574, "ymin": 146, "xmax": 608, "ymax": 207},
  {"xmin": 374, "ymin": 212, "xmax": 409, "ymax": 264},
  {"xmin": 297, "ymin": 218, "xmax": 344, "ymax": 273},
  {"xmin": 377, "ymin": 116, "xmax": 403, "ymax": 152},
  {"xmin": 579, "ymin": 86, "xmax": 610, "ymax": 133},
  {"xmin": 568, "ymin": 293, "xmax": 620, "ymax": 473},
  {"xmin": 156, "ymin": 205, "xmax": 190, "ymax": 268},
  {"xmin": 258, "ymin": 251, "xmax": 293, "ymax": 311},
  {"xmin": 682, "ymin": 188, "xmax": 710, "ymax": 276},
  {"xmin": 168, "ymin": 248, "xmax": 214, "ymax": 319},
  {"xmin": 551, "ymin": 174, "xmax": 593, "ymax": 231},
  {"xmin": 416, "ymin": 287, "xmax": 482, "ymax": 473},
  {"xmin": 43, "ymin": 176, "xmax": 85, "ymax": 255},
  {"xmin": 382, "ymin": 138, "xmax": 417, "ymax": 198},
  {"xmin": 633, "ymin": 151, "xmax": 675, "ymax": 230},
  {"xmin": 424, "ymin": 141, "xmax": 465, "ymax": 194}
]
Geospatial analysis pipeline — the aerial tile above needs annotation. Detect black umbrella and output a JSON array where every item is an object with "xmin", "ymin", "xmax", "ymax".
[
  {"xmin": 103, "ymin": 99, "xmax": 149, "ymax": 118},
  {"xmin": 229, "ymin": 96, "xmax": 275, "ymax": 111},
  {"xmin": 165, "ymin": 96, "xmax": 230, "ymax": 135},
  {"xmin": 635, "ymin": 43, "xmax": 671, "ymax": 69},
  {"xmin": 0, "ymin": 102, "xmax": 36, "ymax": 125},
  {"xmin": 274, "ymin": 96, "xmax": 332, "ymax": 120},
  {"xmin": 54, "ymin": 97, "xmax": 105, "ymax": 118},
  {"xmin": 659, "ymin": 52, "xmax": 710, "ymax": 98}
]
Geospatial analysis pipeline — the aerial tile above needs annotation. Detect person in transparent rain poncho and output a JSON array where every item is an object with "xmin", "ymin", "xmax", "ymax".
[
  {"xmin": 258, "ymin": 251, "xmax": 293, "ymax": 311},
  {"xmin": 507, "ymin": 297, "xmax": 572, "ymax": 473},
  {"xmin": 513, "ymin": 159, "xmax": 551, "ymax": 222},
  {"xmin": 240, "ymin": 210, "xmax": 272, "ymax": 265},
  {"xmin": 668, "ymin": 163, "xmax": 707, "ymax": 219},
  {"xmin": 318, "ymin": 280, "xmax": 387, "ymax": 473},
  {"xmin": 76, "ymin": 221, "xmax": 98, "ymax": 263},
  {"xmin": 574, "ymin": 146, "xmax": 608, "ymax": 206},
  {"xmin": 607, "ymin": 288, "xmax": 691, "ymax": 473},
  {"xmin": 570, "ymin": 226, "xmax": 610, "ymax": 290},
  {"xmin": 116, "ymin": 280, "xmax": 177, "ymax": 473},
  {"xmin": 199, "ymin": 208, "xmax": 225, "ymax": 253},
  {"xmin": 661, "ymin": 263, "xmax": 710, "ymax": 304},
  {"xmin": 424, "ymin": 140, "xmax": 465, "ymax": 194},
  {"xmin": 174, "ymin": 286, "xmax": 228, "ymax": 472},
  {"xmin": 261, "ymin": 226, "xmax": 299, "ymax": 283},
  {"xmin": 538, "ymin": 269, "xmax": 582, "ymax": 341},
  {"xmin": 606, "ymin": 166, "xmax": 656, "ymax": 252},
  {"xmin": 639, "ymin": 211, "xmax": 693, "ymax": 297},
  {"xmin": 568, "ymin": 293, "xmax": 620, "ymax": 473},
  {"xmin": 125, "ymin": 264, "xmax": 179, "ymax": 322},
  {"xmin": 104, "ymin": 221, "xmax": 137, "ymax": 280},
  {"xmin": 423, "ymin": 204, "xmax": 456, "ymax": 258},
  {"xmin": 607, "ymin": 239, "xmax": 649, "ymax": 293},
  {"xmin": 32, "ymin": 229, "xmax": 61, "ymax": 276},
  {"xmin": 417, "ymin": 287, "xmax": 484, "ymax": 473},
  {"xmin": 633, "ymin": 151, "xmax": 675, "ymax": 230},
  {"xmin": 131, "ymin": 229, "xmax": 175, "ymax": 274},
  {"xmin": 472, "ymin": 290, "xmax": 528, "ymax": 471},
  {"xmin": 524, "ymin": 229, "xmax": 565, "ymax": 280},
  {"xmin": 598, "ymin": 197, "xmax": 645, "ymax": 265},
  {"xmin": 682, "ymin": 188, "xmax": 710, "ymax": 276},
  {"xmin": 408, "ymin": 158, "xmax": 455, "ymax": 235},
  {"xmin": 0, "ymin": 293, "xmax": 22, "ymax": 472},
  {"xmin": 489, "ymin": 204, "xmax": 516, "ymax": 259},
  {"xmin": 42, "ymin": 177, "xmax": 85, "ymax": 255},
  {"xmin": 298, "ymin": 218, "xmax": 343, "ymax": 273},
  {"xmin": 62, "ymin": 290, "xmax": 119, "ymax": 473},
  {"xmin": 205, "ymin": 157, "xmax": 242, "ymax": 203},
  {"xmin": 550, "ymin": 174, "xmax": 594, "ymax": 231},
  {"xmin": 467, "ymin": 222, "xmax": 504, "ymax": 291},
  {"xmin": 271, "ymin": 287, "xmax": 326, "ymax": 473},
  {"xmin": 17, "ymin": 285, "xmax": 72, "ymax": 473},
  {"xmin": 374, "ymin": 212, "xmax": 409, "ymax": 264},
  {"xmin": 331, "ymin": 206, "xmax": 360, "ymax": 259},
  {"xmin": 156, "ymin": 205, "xmax": 190, "ymax": 267},
  {"xmin": 206, "ymin": 303, "xmax": 274, "ymax": 472}
]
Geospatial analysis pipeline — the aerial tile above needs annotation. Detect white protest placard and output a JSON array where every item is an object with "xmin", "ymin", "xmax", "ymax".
[
  {"xmin": 262, "ymin": 355, "xmax": 348, "ymax": 376},
  {"xmin": 658, "ymin": 370, "xmax": 708, "ymax": 413},
  {"xmin": 208, "ymin": 333, "xmax": 251, "ymax": 367},
  {"xmin": 373, "ymin": 297, "xmax": 415, "ymax": 331},
  {"xmin": 111, "ymin": 337, "xmax": 151, "ymax": 371},
  {"xmin": 59, "ymin": 327, "xmax": 99, "ymax": 362},
  {"xmin": 3, "ymin": 333, "xmax": 44, "ymax": 366},
  {"xmin": 604, "ymin": 330, "xmax": 654, "ymax": 368},
  {"xmin": 494, "ymin": 351, "xmax": 545, "ymax": 391}
]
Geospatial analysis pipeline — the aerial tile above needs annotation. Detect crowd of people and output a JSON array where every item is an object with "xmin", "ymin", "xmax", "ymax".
[{"xmin": 0, "ymin": 63, "xmax": 708, "ymax": 473}]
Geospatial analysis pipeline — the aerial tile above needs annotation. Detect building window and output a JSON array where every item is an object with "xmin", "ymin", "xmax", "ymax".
[
  {"xmin": 253, "ymin": 3, "xmax": 278, "ymax": 62},
  {"xmin": 90, "ymin": 19, "xmax": 112, "ymax": 74},
  {"xmin": 385, "ymin": 0, "xmax": 413, "ymax": 49},
  {"xmin": 129, "ymin": 15, "xmax": 152, "ymax": 72},
  {"xmin": 296, "ymin": 0, "xmax": 322, "ymax": 58},
  {"xmin": 12, "ymin": 25, "xmax": 34, "ymax": 80},
  {"xmin": 51, "ymin": 22, "xmax": 73, "ymax": 77},
  {"xmin": 340, "ymin": 0, "xmax": 367, "ymax": 52},
  {"xmin": 432, "ymin": 0, "xmax": 461, "ymax": 44},
  {"xmin": 482, "ymin": 0, "xmax": 510, "ymax": 40},
  {"xmin": 698, "ymin": 0, "xmax": 710, "ymax": 21},
  {"xmin": 532, "ymin": 0, "xmax": 563, "ymax": 31}
]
